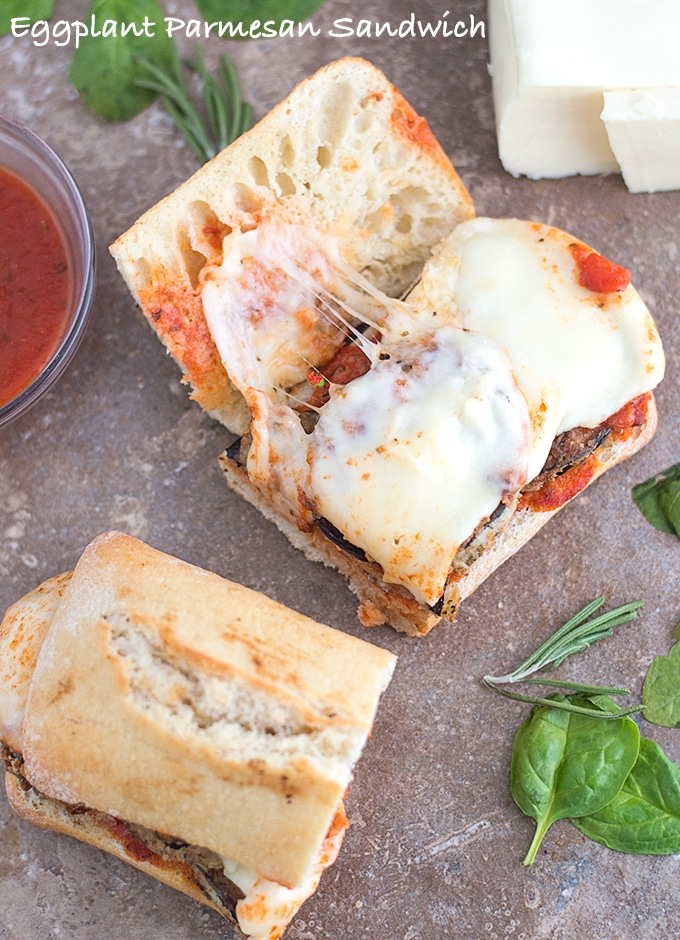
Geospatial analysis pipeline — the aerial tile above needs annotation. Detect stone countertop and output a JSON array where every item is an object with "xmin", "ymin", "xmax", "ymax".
[{"xmin": 1, "ymin": 1, "xmax": 679, "ymax": 938}]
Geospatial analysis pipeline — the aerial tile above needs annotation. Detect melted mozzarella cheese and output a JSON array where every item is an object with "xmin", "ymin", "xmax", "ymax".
[
  {"xmin": 245, "ymin": 387, "xmax": 313, "ymax": 528},
  {"xmin": 201, "ymin": 223, "xmax": 349, "ymax": 398},
  {"xmin": 410, "ymin": 217, "xmax": 666, "ymax": 479},
  {"xmin": 309, "ymin": 327, "xmax": 530, "ymax": 605},
  {"xmin": 223, "ymin": 806, "xmax": 346, "ymax": 940},
  {"xmin": 201, "ymin": 216, "xmax": 664, "ymax": 609},
  {"xmin": 200, "ymin": 217, "xmax": 405, "ymax": 404}
]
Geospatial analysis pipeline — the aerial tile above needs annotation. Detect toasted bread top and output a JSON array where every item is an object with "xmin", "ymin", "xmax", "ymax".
[{"xmin": 2, "ymin": 532, "xmax": 395, "ymax": 886}]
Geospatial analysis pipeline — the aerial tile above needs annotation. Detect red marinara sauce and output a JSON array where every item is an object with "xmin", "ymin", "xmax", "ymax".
[
  {"xmin": 570, "ymin": 243, "xmax": 632, "ymax": 293},
  {"xmin": 0, "ymin": 166, "xmax": 71, "ymax": 406}
]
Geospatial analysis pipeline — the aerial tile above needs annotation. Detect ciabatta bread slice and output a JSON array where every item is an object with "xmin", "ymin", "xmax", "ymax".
[
  {"xmin": 2, "ymin": 753, "xmax": 348, "ymax": 940},
  {"xmin": 0, "ymin": 569, "xmax": 72, "ymax": 753},
  {"xmin": 209, "ymin": 214, "xmax": 662, "ymax": 634},
  {"xmin": 218, "ymin": 394, "xmax": 658, "ymax": 636},
  {"xmin": 110, "ymin": 57, "xmax": 474, "ymax": 431},
  {"xmin": 0, "ymin": 532, "xmax": 395, "ymax": 937}
]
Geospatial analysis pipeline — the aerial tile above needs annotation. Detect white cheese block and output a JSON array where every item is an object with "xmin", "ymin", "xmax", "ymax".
[
  {"xmin": 488, "ymin": 0, "xmax": 680, "ymax": 180},
  {"xmin": 602, "ymin": 87, "xmax": 680, "ymax": 192}
]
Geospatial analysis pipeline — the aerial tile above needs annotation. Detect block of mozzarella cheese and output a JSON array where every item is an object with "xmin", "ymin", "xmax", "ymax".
[
  {"xmin": 488, "ymin": 0, "xmax": 680, "ymax": 180},
  {"xmin": 602, "ymin": 88, "xmax": 680, "ymax": 193}
]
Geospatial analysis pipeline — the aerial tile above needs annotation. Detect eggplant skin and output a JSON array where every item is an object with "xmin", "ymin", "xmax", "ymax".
[
  {"xmin": 315, "ymin": 517, "xmax": 368, "ymax": 562},
  {"xmin": 541, "ymin": 425, "xmax": 611, "ymax": 477},
  {"xmin": 225, "ymin": 433, "xmax": 252, "ymax": 468},
  {"xmin": 221, "ymin": 408, "xmax": 620, "ymax": 623}
]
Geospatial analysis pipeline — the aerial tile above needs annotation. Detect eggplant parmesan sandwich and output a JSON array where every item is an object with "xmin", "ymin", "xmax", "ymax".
[
  {"xmin": 110, "ymin": 58, "xmax": 665, "ymax": 635},
  {"xmin": 0, "ymin": 532, "xmax": 396, "ymax": 938}
]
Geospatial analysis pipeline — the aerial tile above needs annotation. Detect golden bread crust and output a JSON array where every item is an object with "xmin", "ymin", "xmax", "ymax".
[{"xmin": 0, "ymin": 569, "xmax": 73, "ymax": 752}]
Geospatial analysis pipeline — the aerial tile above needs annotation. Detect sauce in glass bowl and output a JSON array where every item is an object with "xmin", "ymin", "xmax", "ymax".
[
  {"xmin": 0, "ymin": 166, "xmax": 72, "ymax": 406},
  {"xmin": 0, "ymin": 115, "xmax": 95, "ymax": 429}
]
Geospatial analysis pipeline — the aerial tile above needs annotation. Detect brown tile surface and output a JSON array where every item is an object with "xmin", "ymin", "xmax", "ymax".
[{"xmin": 1, "ymin": 1, "xmax": 680, "ymax": 938}]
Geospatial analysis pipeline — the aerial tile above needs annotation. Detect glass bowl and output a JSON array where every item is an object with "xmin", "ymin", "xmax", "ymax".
[{"xmin": 0, "ymin": 115, "xmax": 96, "ymax": 429}]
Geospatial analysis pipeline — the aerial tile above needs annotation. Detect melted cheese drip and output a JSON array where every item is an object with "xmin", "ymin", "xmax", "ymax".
[
  {"xmin": 309, "ymin": 327, "xmax": 530, "ymax": 605},
  {"xmin": 201, "ymin": 224, "xmax": 349, "ymax": 398},
  {"xmin": 223, "ymin": 806, "xmax": 346, "ymax": 940},
  {"xmin": 410, "ymin": 217, "xmax": 666, "ymax": 479}
]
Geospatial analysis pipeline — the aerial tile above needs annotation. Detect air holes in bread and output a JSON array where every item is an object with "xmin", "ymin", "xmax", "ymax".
[
  {"xmin": 276, "ymin": 172, "xmax": 297, "ymax": 197},
  {"xmin": 187, "ymin": 201, "xmax": 232, "ymax": 267},
  {"xmin": 232, "ymin": 183, "xmax": 267, "ymax": 214},
  {"xmin": 177, "ymin": 229, "xmax": 210, "ymax": 290},
  {"xmin": 248, "ymin": 156, "xmax": 271, "ymax": 188},
  {"xmin": 316, "ymin": 145, "xmax": 332, "ymax": 169},
  {"xmin": 317, "ymin": 82, "xmax": 354, "ymax": 148},
  {"xmin": 130, "ymin": 257, "xmax": 153, "ymax": 292},
  {"xmin": 279, "ymin": 135, "xmax": 296, "ymax": 169}
]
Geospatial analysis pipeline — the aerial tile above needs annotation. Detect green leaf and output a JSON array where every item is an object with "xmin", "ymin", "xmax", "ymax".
[
  {"xmin": 632, "ymin": 461, "xmax": 680, "ymax": 537},
  {"xmin": 510, "ymin": 694, "xmax": 640, "ymax": 865},
  {"xmin": 194, "ymin": 0, "xmax": 327, "ymax": 35},
  {"xmin": 658, "ymin": 481, "xmax": 680, "ymax": 535},
  {"xmin": 0, "ymin": 0, "xmax": 54, "ymax": 34},
  {"xmin": 641, "ymin": 621, "xmax": 680, "ymax": 728},
  {"xmin": 70, "ymin": 0, "xmax": 175, "ymax": 122},
  {"xmin": 573, "ymin": 737, "xmax": 680, "ymax": 854}
]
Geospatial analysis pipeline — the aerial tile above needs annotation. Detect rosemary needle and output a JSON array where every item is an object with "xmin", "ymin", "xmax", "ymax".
[
  {"xmin": 483, "ymin": 597, "xmax": 646, "ymax": 718},
  {"xmin": 136, "ymin": 45, "xmax": 253, "ymax": 164}
]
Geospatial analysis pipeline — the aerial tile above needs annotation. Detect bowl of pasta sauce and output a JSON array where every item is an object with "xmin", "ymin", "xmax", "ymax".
[{"xmin": 0, "ymin": 115, "xmax": 95, "ymax": 428}]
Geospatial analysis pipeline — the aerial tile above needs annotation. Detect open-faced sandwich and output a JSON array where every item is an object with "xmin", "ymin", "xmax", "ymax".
[
  {"xmin": 0, "ymin": 532, "xmax": 396, "ymax": 939},
  {"xmin": 110, "ymin": 58, "xmax": 665, "ymax": 636}
]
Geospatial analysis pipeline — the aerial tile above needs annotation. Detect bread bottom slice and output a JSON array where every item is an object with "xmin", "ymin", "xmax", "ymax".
[
  {"xmin": 219, "ymin": 396, "xmax": 658, "ymax": 637},
  {"xmin": 3, "ymin": 747, "xmax": 347, "ymax": 940}
]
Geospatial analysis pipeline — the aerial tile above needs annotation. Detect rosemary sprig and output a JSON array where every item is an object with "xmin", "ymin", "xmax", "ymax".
[
  {"xmin": 135, "ymin": 45, "xmax": 253, "ymax": 164},
  {"xmin": 483, "ymin": 597, "xmax": 645, "ymax": 718}
]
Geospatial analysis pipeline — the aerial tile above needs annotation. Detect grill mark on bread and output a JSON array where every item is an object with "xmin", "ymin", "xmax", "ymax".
[
  {"xmin": 102, "ymin": 612, "xmax": 366, "ymax": 788},
  {"xmin": 3, "ymin": 741, "xmax": 352, "ymax": 933},
  {"xmin": 1, "ymin": 533, "xmax": 394, "ymax": 928},
  {"xmin": 47, "ymin": 675, "xmax": 74, "ymax": 707}
]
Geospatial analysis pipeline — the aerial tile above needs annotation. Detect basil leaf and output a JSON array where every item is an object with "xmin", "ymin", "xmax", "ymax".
[
  {"xmin": 641, "ymin": 621, "xmax": 680, "ymax": 728},
  {"xmin": 194, "ymin": 0, "xmax": 326, "ymax": 34},
  {"xmin": 0, "ymin": 0, "xmax": 53, "ymax": 34},
  {"xmin": 573, "ymin": 737, "xmax": 680, "ymax": 854},
  {"xmin": 632, "ymin": 461, "xmax": 680, "ymax": 537},
  {"xmin": 70, "ymin": 0, "xmax": 174, "ymax": 122},
  {"xmin": 510, "ymin": 694, "xmax": 640, "ymax": 865}
]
